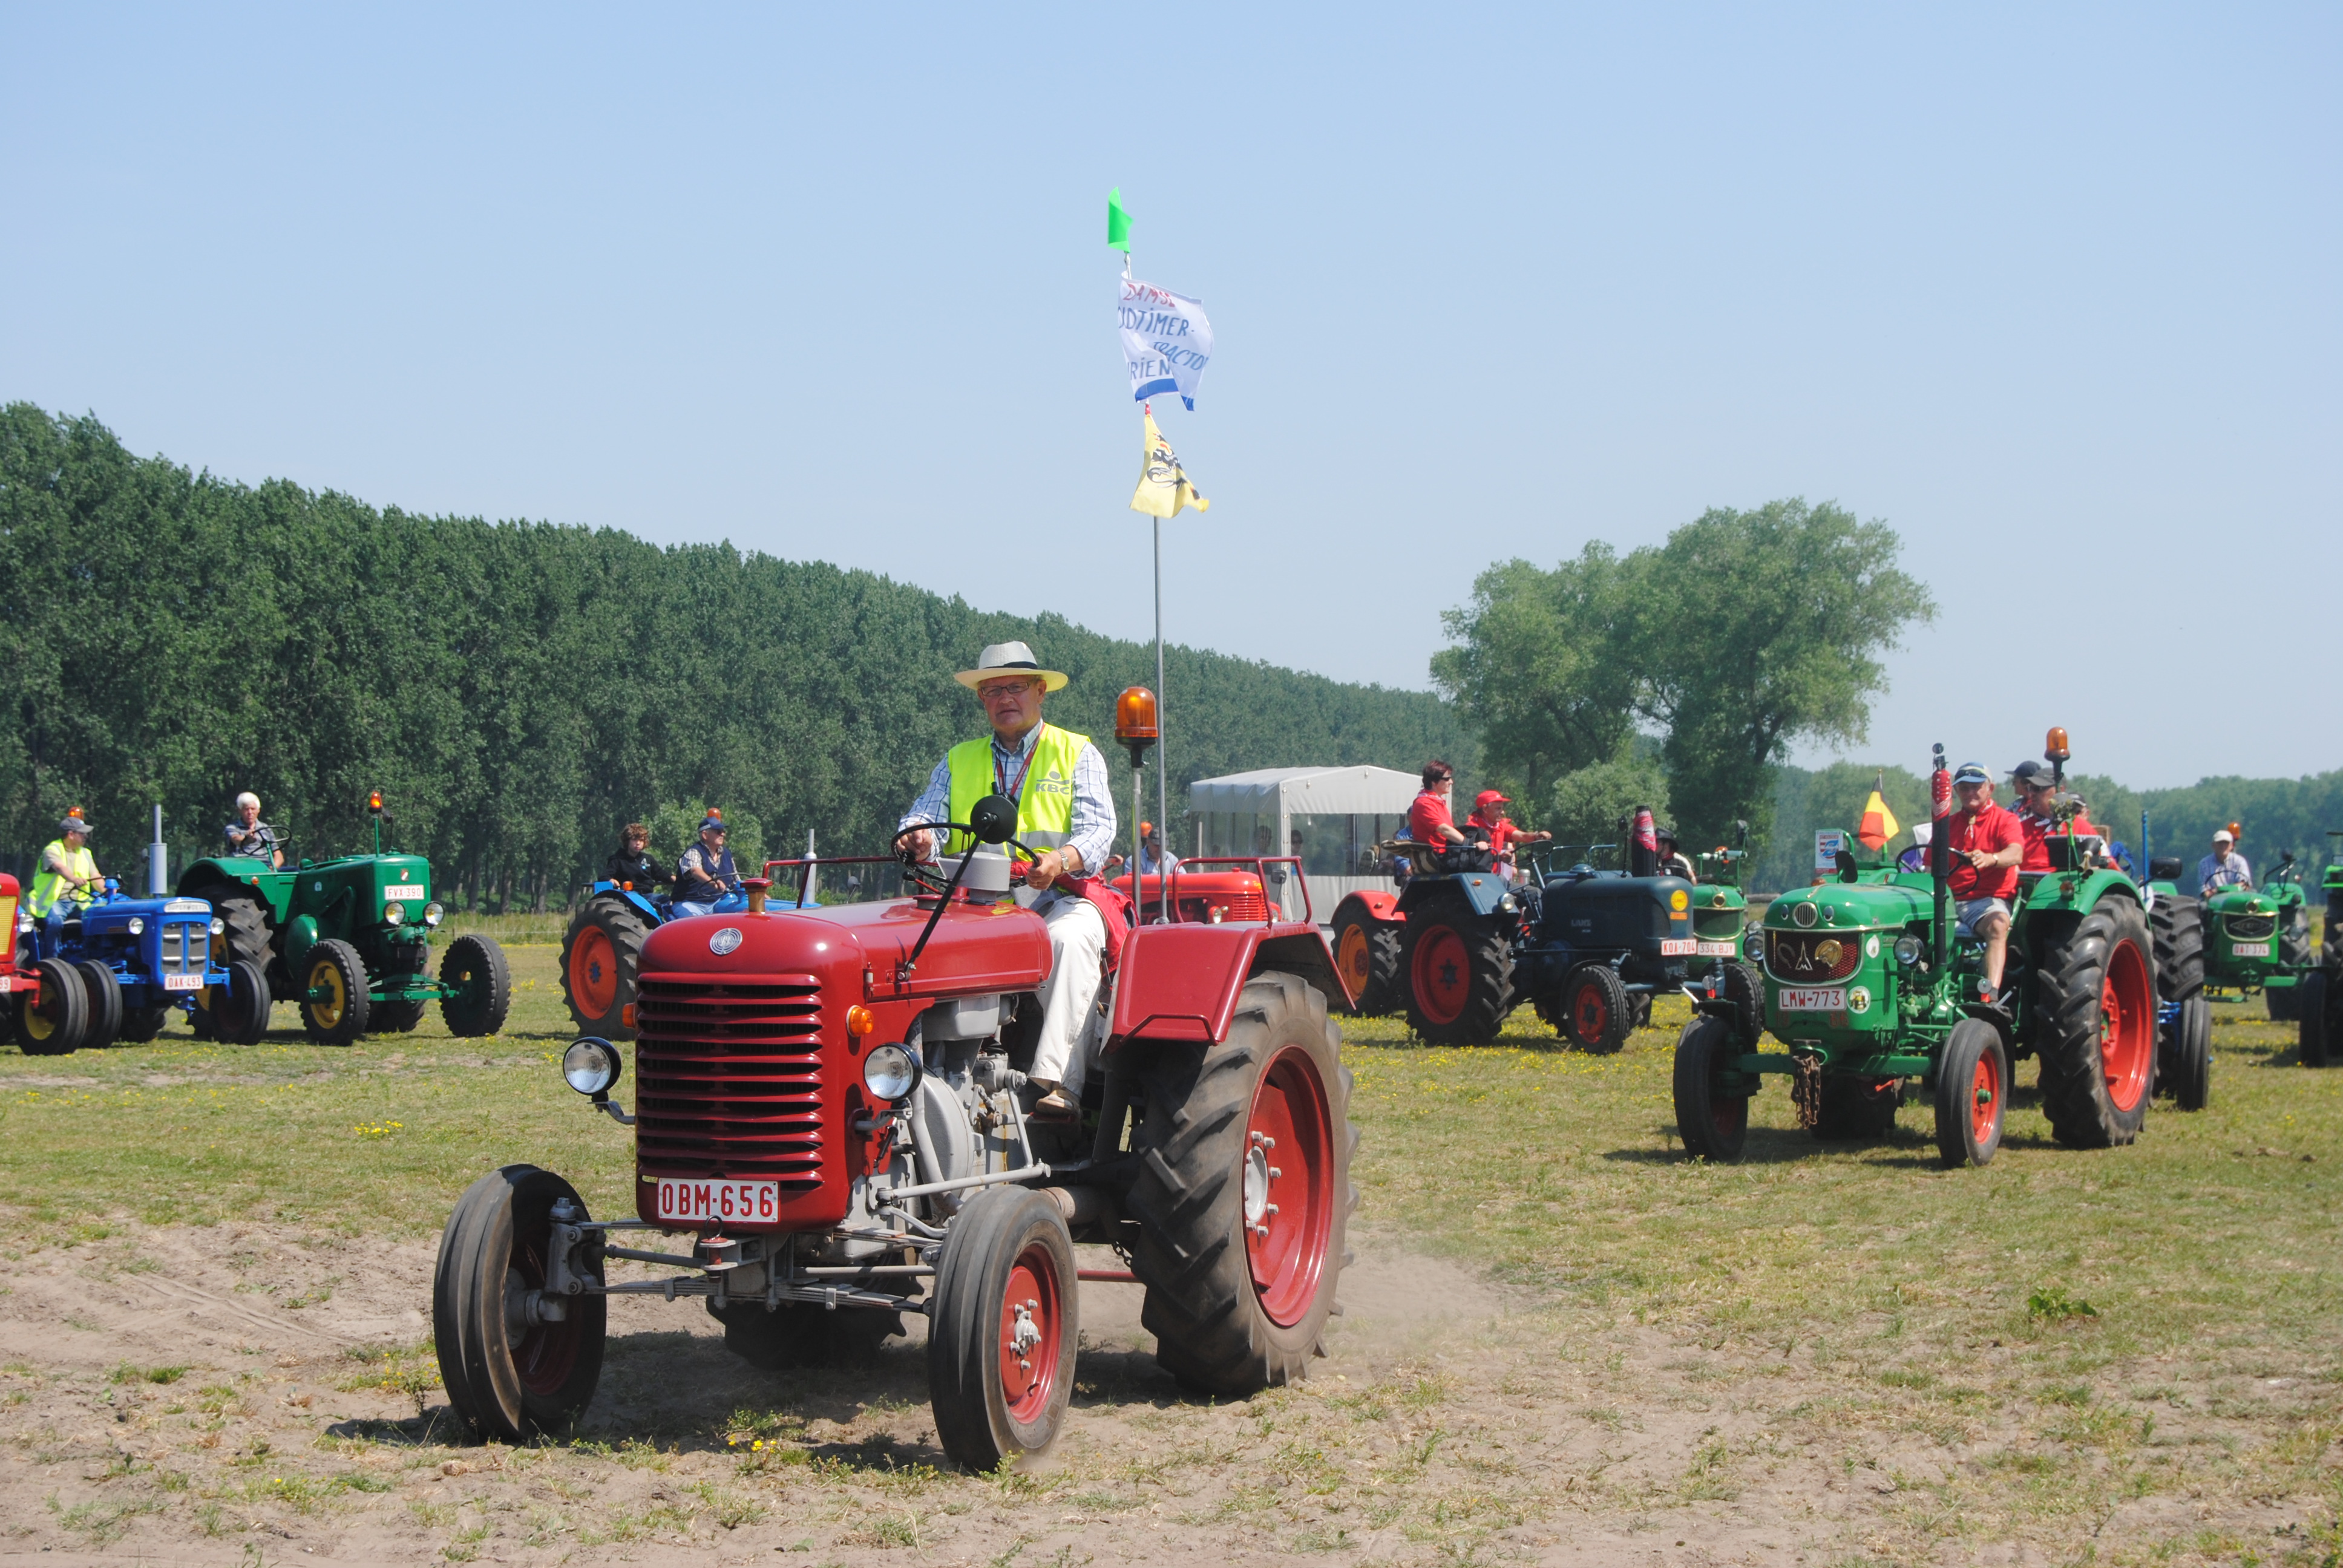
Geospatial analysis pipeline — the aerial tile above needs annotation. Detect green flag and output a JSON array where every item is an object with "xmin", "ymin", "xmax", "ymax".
[{"xmin": 1106, "ymin": 186, "xmax": 1132, "ymax": 254}]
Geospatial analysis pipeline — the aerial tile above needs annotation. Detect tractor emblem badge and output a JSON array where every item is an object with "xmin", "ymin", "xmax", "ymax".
[
  {"xmin": 709, "ymin": 927, "xmax": 744, "ymax": 956},
  {"xmin": 1848, "ymin": 985, "xmax": 1872, "ymax": 1014}
]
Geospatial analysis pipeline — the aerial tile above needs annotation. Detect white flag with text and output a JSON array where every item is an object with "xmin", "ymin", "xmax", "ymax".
[{"xmin": 1118, "ymin": 278, "xmax": 1213, "ymax": 410}]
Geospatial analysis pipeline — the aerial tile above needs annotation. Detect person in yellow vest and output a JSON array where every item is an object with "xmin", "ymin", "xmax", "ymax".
[
  {"xmin": 899, "ymin": 642, "xmax": 1117, "ymax": 1117},
  {"xmin": 28, "ymin": 812, "xmax": 106, "ymax": 929}
]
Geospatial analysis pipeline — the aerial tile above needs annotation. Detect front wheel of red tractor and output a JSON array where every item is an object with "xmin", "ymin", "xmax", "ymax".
[
  {"xmin": 433, "ymin": 1165, "xmax": 606, "ymax": 1442},
  {"xmin": 927, "ymin": 1186, "xmax": 1078, "ymax": 1472},
  {"xmin": 2036, "ymin": 898, "xmax": 2157, "ymax": 1149},
  {"xmin": 1129, "ymin": 972, "xmax": 1357, "ymax": 1396}
]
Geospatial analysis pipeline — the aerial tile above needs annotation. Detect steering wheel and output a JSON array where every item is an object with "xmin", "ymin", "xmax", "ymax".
[{"xmin": 891, "ymin": 794, "xmax": 1048, "ymax": 895}]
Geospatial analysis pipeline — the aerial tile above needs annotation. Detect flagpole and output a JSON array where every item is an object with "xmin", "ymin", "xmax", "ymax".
[{"xmin": 1154, "ymin": 512, "xmax": 1168, "ymax": 925}]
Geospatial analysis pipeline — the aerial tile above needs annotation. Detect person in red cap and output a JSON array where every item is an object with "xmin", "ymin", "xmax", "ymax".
[{"xmin": 1466, "ymin": 789, "xmax": 1550, "ymax": 882}]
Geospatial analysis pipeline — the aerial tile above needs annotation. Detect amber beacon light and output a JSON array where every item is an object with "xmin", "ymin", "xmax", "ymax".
[{"xmin": 1116, "ymin": 686, "xmax": 1159, "ymax": 766}]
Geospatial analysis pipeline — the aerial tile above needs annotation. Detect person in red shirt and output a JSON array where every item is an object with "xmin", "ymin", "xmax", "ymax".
[
  {"xmin": 1466, "ymin": 789, "xmax": 1551, "ymax": 881},
  {"xmin": 1945, "ymin": 760, "xmax": 2026, "ymax": 1004},
  {"xmin": 2009, "ymin": 759, "xmax": 2107, "ymax": 872},
  {"xmin": 1409, "ymin": 760, "xmax": 1493, "ymax": 872}
]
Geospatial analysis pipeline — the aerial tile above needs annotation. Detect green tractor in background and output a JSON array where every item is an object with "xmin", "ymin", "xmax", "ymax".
[
  {"xmin": 2298, "ymin": 831, "xmax": 2343, "ymax": 1068},
  {"xmin": 2137, "ymin": 817, "xmax": 2312, "ymax": 1023},
  {"xmin": 177, "ymin": 791, "xmax": 510, "ymax": 1044},
  {"xmin": 1674, "ymin": 733, "xmax": 2204, "ymax": 1169}
]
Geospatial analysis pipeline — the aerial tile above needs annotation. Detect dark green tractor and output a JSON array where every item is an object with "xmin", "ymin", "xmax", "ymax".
[
  {"xmin": 177, "ymin": 792, "xmax": 510, "ymax": 1044},
  {"xmin": 2298, "ymin": 831, "xmax": 2343, "ymax": 1068},
  {"xmin": 1674, "ymin": 734, "xmax": 2204, "ymax": 1168}
]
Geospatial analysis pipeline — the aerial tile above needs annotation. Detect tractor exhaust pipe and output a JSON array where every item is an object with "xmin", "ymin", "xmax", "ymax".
[
  {"xmin": 149, "ymin": 804, "xmax": 168, "ymax": 897},
  {"xmin": 1929, "ymin": 745, "xmax": 1950, "ymax": 964}
]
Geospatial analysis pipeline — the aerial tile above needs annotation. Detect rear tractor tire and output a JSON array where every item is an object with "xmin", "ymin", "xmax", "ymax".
[
  {"xmin": 1330, "ymin": 906, "xmax": 1403, "ymax": 1018},
  {"xmin": 433, "ymin": 1165, "xmax": 606, "ymax": 1442},
  {"xmin": 2035, "ymin": 899, "xmax": 2157, "ymax": 1149},
  {"xmin": 562, "ymin": 898, "xmax": 652, "ymax": 1038},
  {"xmin": 2269, "ymin": 906, "xmax": 2312, "ymax": 1021},
  {"xmin": 2161, "ymin": 994, "xmax": 2211, "ymax": 1109},
  {"xmin": 74, "ymin": 959, "xmax": 122, "ymax": 1050},
  {"xmin": 1933, "ymin": 1018, "xmax": 2009, "ymax": 1168},
  {"xmin": 2148, "ymin": 894, "xmax": 2204, "ymax": 1002},
  {"xmin": 2300, "ymin": 970, "xmax": 2333, "ymax": 1069},
  {"xmin": 299, "ymin": 939, "xmax": 372, "ymax": 1045},
  {"xmin": 1127, "ymin": 972, "xmax": 1356, "ymax": 1396},
  {"xmin": 196, "ymin": 958, "xmax": 271, "ymax": 1046},
  {"xmin": 1401, "ymin": 903, "xmax": 1514, "ymax": 1045},
  {"xmin": 14, "ymin": 958, "xmax": 88, "ymax": 1056},
  {"xmin": 441, "ymin": 935, "xmax": 512, "ymax": 1038},
  {"xmin": 927, "ymin": 1186, "xmax": 1078, "ymax": 1472},
  {"xmin": 1672, "ymin": 1013, "xmax": 1749, "ymax": 1162}
]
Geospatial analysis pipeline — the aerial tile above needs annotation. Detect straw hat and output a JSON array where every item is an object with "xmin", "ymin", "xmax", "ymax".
[{"xmin": 955, "ymin": 641, "xmax": 1069, "ymax": 693}]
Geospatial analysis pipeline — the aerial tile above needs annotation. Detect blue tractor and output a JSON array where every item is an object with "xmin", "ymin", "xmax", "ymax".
[
  {"xmin": 559, "ymin": 876, "xmax": 758, "ymax": 1039},
  {"xmin": 12, "ymin": 880, "xmax": 267, "ymax": 1054}
]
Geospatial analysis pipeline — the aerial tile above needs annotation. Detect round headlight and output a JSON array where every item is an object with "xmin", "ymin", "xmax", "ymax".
[
  {"xmin": 1743, "ymin": 930, "xmax": 1765, "ymax": 961},
  {"xmin": 383, "ymin": 900, "xmax": 406, "ymax": 925},
  {"xmin": 126, "ymin": 916, "xmax": 146, "ymax": 935},
  {"xmin": 861, "ymin": 1043, "xmax": 920, "ymax": 1102},
  {"xmin": 422, "ymin": 901, "xmax": 445, "ymax": 929},
  {"xmin": 562, "ymin": 1037, "xmax": 623, "ymax": 1096},
  {"xmin": 1893, "ymin": 934, "xmax": 1924, "ymax": 967},
  {"xmin": 209, "ymin": 916, "xmax": 225, "ymax": 935}
]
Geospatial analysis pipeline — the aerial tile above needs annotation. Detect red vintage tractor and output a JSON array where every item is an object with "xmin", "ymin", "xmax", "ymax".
[{"xmin": 432, "ymin": 796, "xmax": 1357, "ymax": 1471}]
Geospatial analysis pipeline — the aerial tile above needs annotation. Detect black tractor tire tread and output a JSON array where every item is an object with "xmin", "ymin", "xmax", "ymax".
[
  {"xmin": 2299, "ymin": 970, "xmax": 2330, "ymax": 1069},
  {"xmin": 15, "ymin": 957, "xmax": 88, "ymax": 1056},
  {"xmin": 1558, "ymin": 962, "xmax": 1633, "ymax": 1054},
  {"xmin": 926, "ymin": 1186, "xmax": 1078, "ymax": 1472},
  {"xmin": 2149, "ymin": 895, "xmax": 2204, "ymax": 1001},
  {"xmin": 1400, "ymin": 900, "xmax": 1515, "ymax": 1044},
  {"xmin": 207, "ymin": 958, "xmax": 272, "ymax": 1046},
  {"xmin": 1330, "ymin": 907, "xmax": 1404, "ymax": 1018},
  {"xmin": 1933, "ymin": 1018, "xmax": 2009, "ymax": 1169},
  {"xmin": 300, "ymin": 939, "xmax": 372, "ymax": 1045},
  {"xmin": 2166, "ymin": 995, "xmax": 2211, "ymax": 1110},
  {"xmin": 2035, "ymin": 900, "xmax": 2155, "ymax": 1149},
  {"xmin": 560, "ymin": 898, "xmax": 654, "ymax": 1038},
  {"xmin": 441, "ymin": 934, "xmax": 513, "ymax": 1038},
  {"xmin": 432, "ymin": 1165, "xmax": 606, "ymax": 1442},
  {"xmin": 1672, "ymin": 1013, "xmax": 1749, "ymax": 1162},
  {"xmin": 74, "ymin": 959, "xmax": 122, "ymax": 1050},
  {"xmin": 190, "ymin": 889, "xmax": 274, "ymax": 1042},
  {"xmin": 1722, "ymin": 960, "xmax": 1764, "ymax": 1041},
  {"xmin": 1128, "ymin": 973, "xmax": 1355, "ymax": 1395}
]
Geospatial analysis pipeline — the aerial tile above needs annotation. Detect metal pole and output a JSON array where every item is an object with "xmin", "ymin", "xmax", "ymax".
[
  {"xmin": 150, "ymin": 804, "xmax": 167, "ymax": 897},
  {"xmin": 1154, "ymin": 514, "xmax": 1168, "ymax": 924}
]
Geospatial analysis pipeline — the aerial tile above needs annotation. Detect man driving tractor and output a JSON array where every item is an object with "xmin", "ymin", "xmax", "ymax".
[
  {"xmin": 27, "ymin": 811, "xmax": 105, "ymax": 930},
  {"xmin": 900, "ymin": 641, "xmax": 1117, "ymax": 1118},
  {"xmin": 1945, "ymin": 760, "xmax": 2025, "ymax": 1008}
]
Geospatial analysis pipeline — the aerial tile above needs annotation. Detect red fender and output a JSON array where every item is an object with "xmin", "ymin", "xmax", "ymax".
[
  {"xmin": 1109, "ymin": 921, "xmax": 1351, "ymax": 1043},
  {"xmin": 1332, "ymin": 889, "xmax": 1402, "ymax": 926}
]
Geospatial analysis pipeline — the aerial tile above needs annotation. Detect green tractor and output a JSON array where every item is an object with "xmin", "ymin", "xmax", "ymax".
[
  {"xmin": 176, "ymin": 791, "xmax": 510, "ymax": 1044},
  {"xmin": 2298, "ymin": 831, "xmax": 2343, "ymax": 1068},
  {"xmin": 1674, "ymin": 734, "xmax": 2203, "ymax": 1169},
  {"xmin": 2137, "ymin": 832, "xmax": 2312, "ymax": 1023}
]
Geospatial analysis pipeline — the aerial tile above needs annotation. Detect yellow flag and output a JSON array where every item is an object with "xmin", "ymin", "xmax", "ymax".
[
  {"xmin": 1130, "ymin": 407, "xmax": 1210, "ymax": 518},
  {"xmin": 1858, "ymin": 785, "xmax": 1901, "ymax": 850}
]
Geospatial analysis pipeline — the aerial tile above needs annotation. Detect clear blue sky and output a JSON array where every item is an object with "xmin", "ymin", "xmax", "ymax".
[{"xmin": 6, "ymin": 4, "xmax": 2335, "ymax": 789}]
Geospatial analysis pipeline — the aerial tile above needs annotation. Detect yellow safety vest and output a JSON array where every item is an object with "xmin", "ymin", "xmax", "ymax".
[
  {"xmin": 944, "ymin": 724, "xmax": 1087, "ymax": 858},
  {"xmin": 28, "ymin": 839, "xmax": 97, "ymax": 918}
]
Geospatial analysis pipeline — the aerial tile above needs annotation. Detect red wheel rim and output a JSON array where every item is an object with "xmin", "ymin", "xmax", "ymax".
[
  {"xmin": 1336, "ymin": 923, "xmax": 1370, "ymax": 996},
  {"xmin": 997, "ymin": 1240, "xmax": 1063, "ymax": 1423},
  {"xmin": 1411, "ymin": 925, "xmax": 1470, "ymax": 1027},
  {"xmin": 2099, "ymin": 938, "xmax": 2153, "ymax": 1112},
  {"xmin": 1572, "ymin": 982, "xmax": 1610, "ymax": 1044},
  {"xmin": 570, "ymin": 928, "xmax": 617, "ymax": 1016},
  {"xmin": 1970, "ymin": 1044, "xmax": 2001, "ymax": 1146},
  {"xmin": 1245, "ymin": 1045, "xmax": 1335, "ymax": 1327}
]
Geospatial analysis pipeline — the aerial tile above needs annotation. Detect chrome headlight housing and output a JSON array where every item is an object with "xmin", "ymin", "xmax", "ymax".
[
  {"xmin": 861, "ymin": 1043, "xmax": 920, "ymax": 1102},
  {"xmin": 563, "ymin": 1036, "xmax": 624, "ymax": 1097},
  {"xmin": 1742, "ymin": 930, "xmax": 1765, "ymax": 961},
  {"xmin": 421, "ymin": 901, "xmax": 446, "ymax": 929},
  {"xmin": 1893, "ymin": 934, "xmax": 1924, "ymax": 967},
  {"xmin": 209, "ymin": 916, "xmax": 226, "ymax": 935},
  {"xmin": 126, "ymin": 916, "xmax": 146, "ymax": 935},
  {"xmin": 382, "ymin": 900, "xmax": 406, "ymax": 925}
]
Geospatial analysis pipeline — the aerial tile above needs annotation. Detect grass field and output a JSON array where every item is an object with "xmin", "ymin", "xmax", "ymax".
[{"xmin": 2, "ymin": 935, "xmax": 2338, "ymax": 1564}]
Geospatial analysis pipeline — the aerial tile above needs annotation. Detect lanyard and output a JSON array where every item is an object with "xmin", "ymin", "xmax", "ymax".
[{"xmin": 995, "ymin": 725, "xmax": 1046, "ymax": 806}]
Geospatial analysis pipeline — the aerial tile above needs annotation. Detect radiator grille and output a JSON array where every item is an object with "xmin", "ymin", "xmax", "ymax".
[
  {"xmin": 1766, "ymin": 929, "xmax": 1861, "ymax": 982},
  {"xmin": 1694, "ymin": 909, "xmax": 1745, "ymax": 941},
  {"xmin": 634, "ymin": 978, "xmax": 825, "ymax": 1188},
  {"xmin": 2224, "ymin": 913, "xmax": 2276, "ymax": 941},
  {"xmin": 162, "ymin": 921, "xmax": 208, "ymax": 976}
]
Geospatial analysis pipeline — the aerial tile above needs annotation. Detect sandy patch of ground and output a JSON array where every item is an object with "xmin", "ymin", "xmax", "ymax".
[{"xmin": 0, "ymin": 1220, "xmax": 2321, "ymax": 1566}]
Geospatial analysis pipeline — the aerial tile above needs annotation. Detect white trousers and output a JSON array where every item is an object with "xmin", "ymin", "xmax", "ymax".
[{"xmin": 1029, "ymin": 895, "xmax": 1107, "ymax": 1094}]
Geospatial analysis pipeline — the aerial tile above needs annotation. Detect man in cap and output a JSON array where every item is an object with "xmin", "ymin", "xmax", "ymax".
[
  {"xmin": 1108, "ymin": 822, "xmax": 1179, "ymax": 877},
  {"xmin": 1944, "ymin": 762, "xmax": 2026, "ymax": 1007},
  {"xmin": 2198, "ymin": 828, "xmax": 2252, "ymax": 898},
  {"xmin": 1465, "ymin": 789, "xmax": 1551, "ymax": 882},
  {"xmin": 900, "ymin": 642, "xmax": 1116, "ymax": 1117},
  {"xmin": 223, "ymin": 792, "xmax": 284, "ymax": 868},
  {"xmin": 673, "ymin": 812, "xmax": 743, "ymax": 917},
  {"xmin": 2009, "ymin": 760, "xmax": 2106, "ymax": 873},
  {"xmin": 28, "ymin": 811, "xmax": 106, "ymax": 930},
  {"xmin": 1653, "ymin": 826, "xmax": 1697, "ymax": 883}
]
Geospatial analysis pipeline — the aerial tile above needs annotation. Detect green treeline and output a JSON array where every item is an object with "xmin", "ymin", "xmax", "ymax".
[{"xmin": 0, "ymin": 407, "xmax": 1471, "ymax": 906}]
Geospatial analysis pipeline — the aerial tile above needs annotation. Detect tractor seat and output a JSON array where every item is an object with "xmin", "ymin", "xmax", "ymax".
[{"xmin": 1377, "ymin": 839, "xmax": 1444, "ymax": 877}]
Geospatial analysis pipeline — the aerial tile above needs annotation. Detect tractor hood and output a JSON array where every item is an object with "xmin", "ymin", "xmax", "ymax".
[
  {"xmin": 1765, "ymin": 881, "xmax": 1930, "ymax": 933},
  {"xmin": 2201, "ymin": 885, "xmax": 2292, "ymax": 918},
  {"xmin": 77, "ymin": 896, "xmax": 214, "ymax": 935},
  {"xmin": 639, "ymin": 897, "xmax": 1052, "ymax": 1002}
]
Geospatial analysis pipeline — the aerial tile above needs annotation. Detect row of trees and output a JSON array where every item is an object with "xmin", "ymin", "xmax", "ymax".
[
  {"xmin": 0, "ymin": 406, "xmax": 1472, "ymax": 906},
  {"xmin": 1431, "ymin": 499, "xmax": 1936, "ymax": 853}
]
